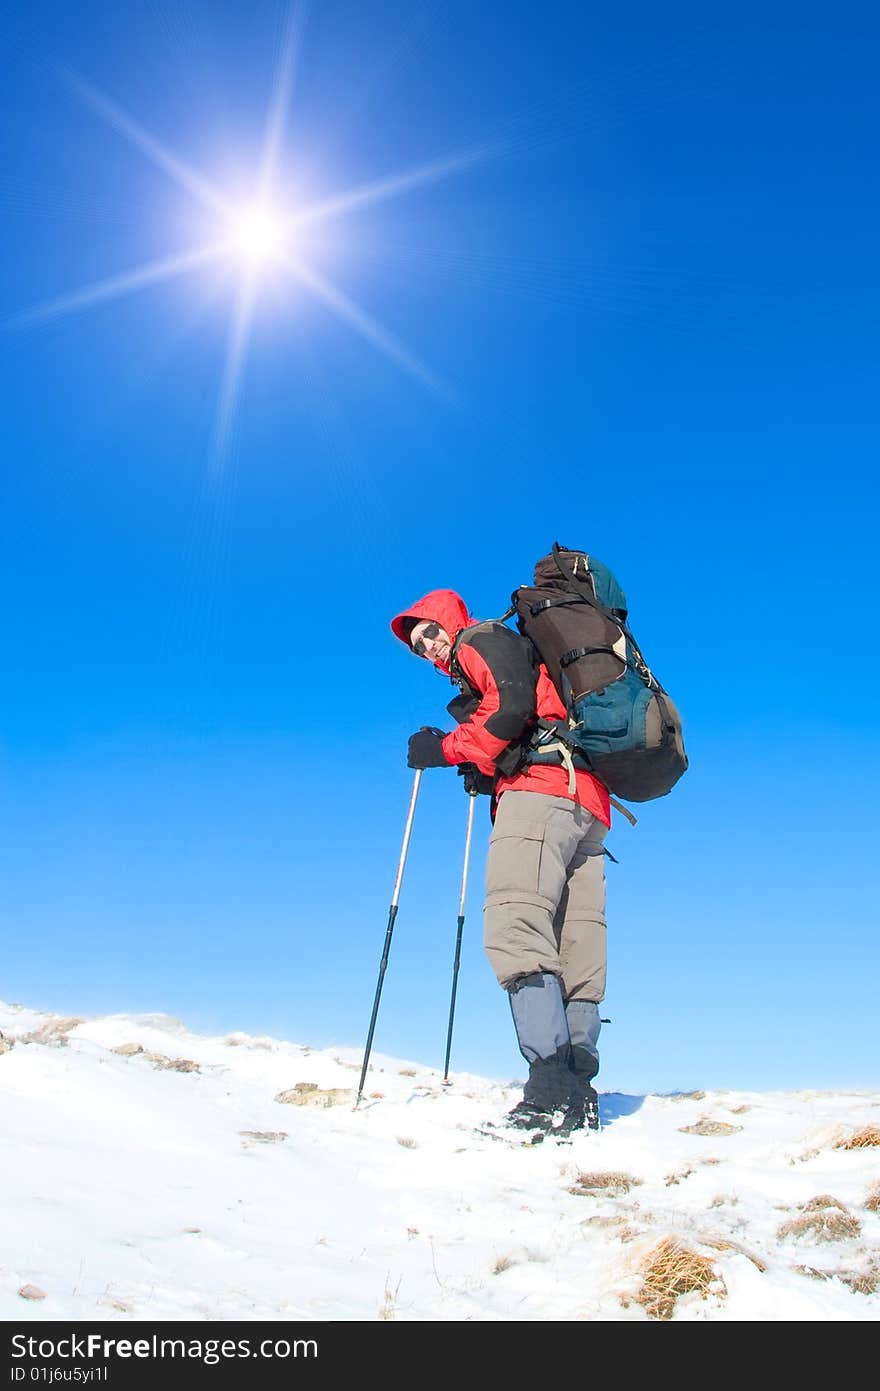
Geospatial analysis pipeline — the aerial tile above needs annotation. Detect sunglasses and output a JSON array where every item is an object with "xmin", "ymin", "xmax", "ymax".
[{"xmin": 411, "ymin": 621, "xmax": 442, "ymax": 656}]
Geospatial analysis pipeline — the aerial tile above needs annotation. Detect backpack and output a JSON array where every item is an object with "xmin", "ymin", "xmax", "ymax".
[{"xmin": 512, "ymin": 543, "xmax": 688, "ymax": 802}]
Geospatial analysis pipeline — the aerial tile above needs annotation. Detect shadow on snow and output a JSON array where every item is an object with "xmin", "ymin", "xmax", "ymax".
[{"xmin": 598, "ymin": 1092, "xmax": 646, "ymax": 1124}]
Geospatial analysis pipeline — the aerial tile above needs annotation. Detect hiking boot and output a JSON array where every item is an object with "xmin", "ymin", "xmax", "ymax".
[
  {"xmin": 500, "ymin": 1056, "xmax": 574, "ymax": 1134},
  {"xmin": 503, "ymin": 1099, "xmax": 556, "ymax": 1133},
  {"xmin": 555, "ymin": 1085, "xmax": 600, "ymax": 1136}
]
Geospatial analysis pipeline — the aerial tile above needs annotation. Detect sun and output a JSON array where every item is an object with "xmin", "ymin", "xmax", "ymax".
[
  {"xmin": 13, "ymin": 5, "xmax": 484, "ymax": 465},
  {"xmin": 225, "ymin": 203, "xmax": 287, "ymax": 267}
]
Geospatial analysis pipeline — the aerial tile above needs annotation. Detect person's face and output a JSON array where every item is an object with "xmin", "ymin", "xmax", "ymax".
[{"xmin": 410, "ymin": 619, "xmax": 451, "ymax": 665}]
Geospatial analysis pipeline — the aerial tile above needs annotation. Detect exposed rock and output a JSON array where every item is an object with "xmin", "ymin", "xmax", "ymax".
[
  {"xmin": 112, "ymin": 1043, "xmax": 144, "ymax": 1056},
  {"xmin": 0, "ymin": 1032, "xmax": 15, "ymax": 1056},
  {"xmin": 274, "ymin": 1085, "xmax": 355, "ymax": 1108},
  {"xmin": 568, "ymin": 1170, "xmax": 641, "ymax": 1197},
  {"xmin": 679, "ymin": 1119, "xmax": 743, "ymax": 1137},
  {"xmin": 223, "ymin": 1034, "xmax": 273, "ymax": 1051},
  {"xmin": 138, "ymin": 1051, "xmax": 199, "ymax": 1072},
  {"xmin": 23, "ymin": 1017, "xmax": 84, "ymax": 1047},
  {"xmin": 18, "ymin": 1284, "xmax": 47, "ymax": 1301}
]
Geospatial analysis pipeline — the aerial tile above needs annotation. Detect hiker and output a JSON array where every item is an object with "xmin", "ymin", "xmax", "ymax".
[{"xmin": 391, "ymin": 588, "xmax": 611, "ymax": 1135}]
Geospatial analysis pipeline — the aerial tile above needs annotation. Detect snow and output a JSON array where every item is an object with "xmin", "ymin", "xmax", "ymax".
[{"xmin": 1, "ymin": 1001, "xmax": 878, "ymax": 1322}]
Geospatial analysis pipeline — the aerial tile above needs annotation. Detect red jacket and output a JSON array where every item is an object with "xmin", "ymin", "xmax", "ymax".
[{"xmin": 391, "ymin": 589, "xmax": 610, "ymax": 826}]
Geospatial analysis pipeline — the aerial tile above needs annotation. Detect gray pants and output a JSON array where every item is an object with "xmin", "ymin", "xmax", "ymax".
[{"xmin": 484, "ymin": 791, "xmax": 608, "ymax": 1003}]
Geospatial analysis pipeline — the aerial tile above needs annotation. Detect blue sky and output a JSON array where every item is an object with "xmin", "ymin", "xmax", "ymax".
[{"xmin": 1, "ymin": 1, "xmax": 878, "ymax": 1093}]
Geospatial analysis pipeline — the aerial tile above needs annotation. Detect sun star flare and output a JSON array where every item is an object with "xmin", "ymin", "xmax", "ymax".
[{"xmin": 15, "ymin": 5, "xmax": 485, "ymax": 468}]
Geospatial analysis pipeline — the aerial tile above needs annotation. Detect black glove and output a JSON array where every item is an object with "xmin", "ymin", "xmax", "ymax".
[
  {"xmin": 457, "ymin": 763, "xmax": 496, "ymax": 796},
  {"xmin": 407, "ymin": 727, "xmax": 450, "ymax": 769}
]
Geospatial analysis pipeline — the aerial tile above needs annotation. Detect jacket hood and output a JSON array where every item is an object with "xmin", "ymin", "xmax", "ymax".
[{"xmin": 391, "ymin": 589, "xmax": 474, "ymax": 672}]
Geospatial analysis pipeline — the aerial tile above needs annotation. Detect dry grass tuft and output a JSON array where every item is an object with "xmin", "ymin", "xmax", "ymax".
[
  {"xmin": 701, "ymin": 1236, "xmax": 767, "ymax": 1272},
  {"xmin": 841, "ymin": 1268, "xmax": 879, "ymax": 1295},
  {"xmin": 398, "ymin": 1068, "xmax": 417, "ymax": 1077},
  {"xmin": 618, "ymin": 1225, "xmax": 641, "ymax": 1243},
  {"xmin": 679, "ymin": 1119, "xmax": 743, "ymax": 1137},
  {"xmin": 664, "ymin": 1166, "xmax": 695, "ymax": 1186},
  {"xmin": 568, "ymin": 1170, "xmax": 641, "ymax": 1198},
  {"xmin": 396, "ymin": 1137, "xmax": 417, "ymax": 1149},
  {"xmin": 794, "ymin": 1263, "xmax": 879, "ymax": 1295},
  {"xmin": 580, "ymin": 1213, "xmax": 630, "ymax": 1230},
  {"xmin": 834, "ymin": 1126, "xmax": 880, "ymax": 1150},
  {"xmin": 492, "ymin": 1253, "xmax": 516, "ymax": 1275},
  {"xmin": 863, "ymin": 1185, "xmax": 880, "ymax": 1213},
  {"xmin": 778, "ymin": 1198, "xmax": 861, "ymax": 1243},
  {"xmin": 729, "ymin": 1104, "xmax": 752, "ymax": 1115},
  {"xmin": 787, "ymin": 1147, "xmax": 822, "ymax": 1170},
  {"xmin": 634, "ymin": 1238, "xmax": 724, "ymax": 1320},
  {"xmin": 379, "ymin": 1276, "xmax": 400, "ymax": 1321}
]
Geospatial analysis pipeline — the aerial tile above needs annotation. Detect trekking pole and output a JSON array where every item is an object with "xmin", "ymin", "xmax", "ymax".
[
  {"xmin": 442, "ymin": 790, "xmax": 477, "ymax": 1085},
  {"xmin": 355, "ymin": 769, "xmax": 423, "ymax": 1107}
]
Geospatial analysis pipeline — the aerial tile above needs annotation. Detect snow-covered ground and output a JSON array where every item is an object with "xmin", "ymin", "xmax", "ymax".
[{"xmin": 1, "ymin": 1000, "xmax": 878, "ymax": 1322}]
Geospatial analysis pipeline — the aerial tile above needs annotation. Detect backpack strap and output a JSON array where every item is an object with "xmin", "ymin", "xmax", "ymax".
[
  {"xmin": 560, "ymin": 645, "xmax": 619, "ymax": 670},
  {"xmin": 449, "ymin": 614, "xmax": 517, "ymax": 683},
  {"xmin": 609, "ymin": 796, "xmax": 638, "ymax": 827}
]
